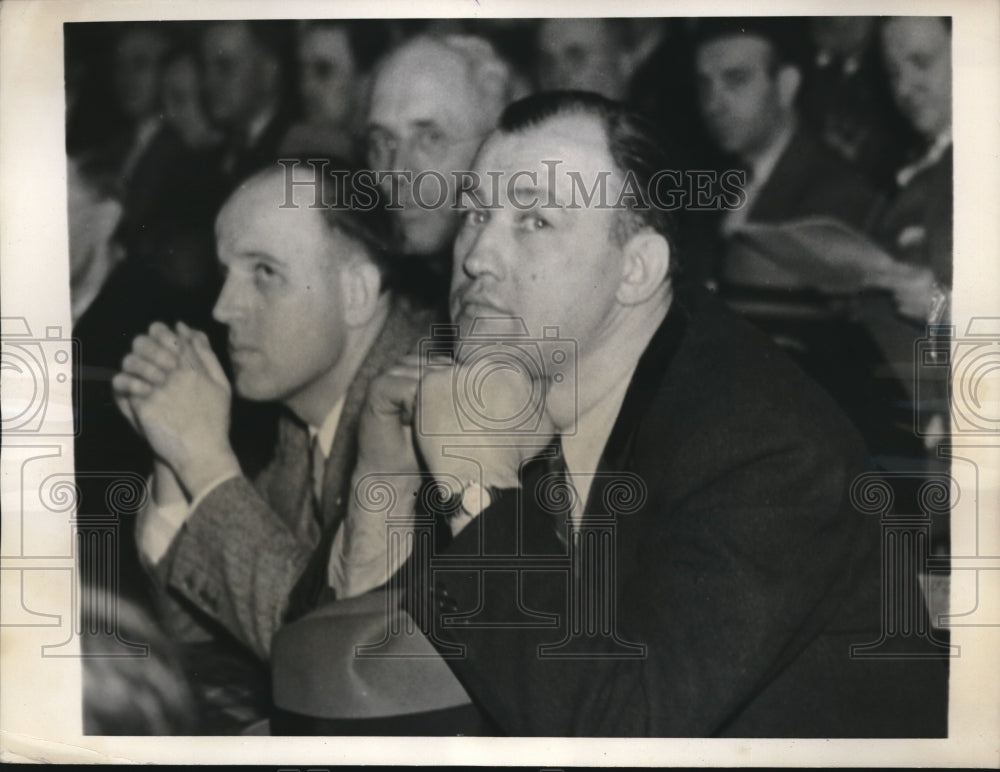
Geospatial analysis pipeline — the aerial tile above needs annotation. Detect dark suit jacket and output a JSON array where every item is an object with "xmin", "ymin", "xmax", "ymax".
[
  {"xmin": 683, "ymin": 127, "xmax": 882, "ymax": 288},
  {"xmin": 860, "ymin": 146, "xmax": 953, "ymax": 406},
  {"xmin": 220, "ymin": 107, "xmax": 295, "ymax": 191},
  {"xmin": 747, "ymin": 126, "xmax": 882, "ymax": 229},
  {"xmin": 403, "ymin": 289, "xmax": 947, "ymax": 737},
  {"xmin": 119, "ymin": 124, "xmax": 228, "ymax": 298},
  {"xmin": 153, "ymin": 301, "xmax": 432, "ymax": 659}
]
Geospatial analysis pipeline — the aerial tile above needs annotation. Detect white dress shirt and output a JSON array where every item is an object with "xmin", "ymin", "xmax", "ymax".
[
  {"xmin": 136, "ymin": 397, "xmax": 345, "ymax": 566},
  {"xmin": 561, "ymin": 375, "xmax": 633, "ymax": 526}
]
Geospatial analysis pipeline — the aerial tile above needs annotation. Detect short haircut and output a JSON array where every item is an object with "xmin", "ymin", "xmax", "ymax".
[
  {"xmin": 879, "ymin": 15, "xmax": 952, "ymax": 36},
  {"xmin": 299, "ymin": 20, "xmax": 396, "ymax": 73},
  {"xmin": 538, "ymin": 17, "xmax": 633, "ymax": 51},
  {"xmin": 691, "ymin": 18, "xmax": 808, "ymax": 73},
  {"xmin": 203, "ymin": 19, "xmax": 295, "ymax": 67},
  {"xmin": 497, "ymin": 90, "xmax": 679, "ymax": 268},
  {"xmin": 259, "ymin": 156, "xmax": 400, "ymax": 288},
  {"xmin": 375, "ymin": 33, "xmax": 516, "ymax": 129}
]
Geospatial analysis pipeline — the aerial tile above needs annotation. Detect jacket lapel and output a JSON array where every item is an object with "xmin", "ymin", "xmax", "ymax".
[
  {"xmin": 587, "ymin": 295, "xmax": 690, "ymax": 512},
  {"xmin": 319, "ymin": 300, "xmax": 434, "ymax": 532}
]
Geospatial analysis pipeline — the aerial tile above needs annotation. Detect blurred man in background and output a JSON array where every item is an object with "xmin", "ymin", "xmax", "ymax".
[
  {"xmin": 863, "ymin": 16, "xmax": 953, "ymax": 444},
  {"xmin": 799, "ymin": 16, "xmax": 914, "ymax": 191},
  {"xmin": 364, "ymin": 34, "xmax": 516, "ymax": 311},
  {"xmin": 693, "ymin": 19, "xmax": 878, "ymax": 240},
  {"xmin": 692, "ymin": 19, "xmax": 904, "ymax": 456},
  {"xmin": 281, "ymin": 20, "xmax": 393, "ymax": 161},
  {"xmin": 200, "ymin": 20, "xmax": 295, "ymax": 187},
  {"xmin": 536, "ymin": 18, "xmax": 635, "ymax": 99}
]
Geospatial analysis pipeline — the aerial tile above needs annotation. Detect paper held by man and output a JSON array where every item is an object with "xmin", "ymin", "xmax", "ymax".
[{"xmin": 723, "ymin": 216, "xmax": 916, "ymax": 295}]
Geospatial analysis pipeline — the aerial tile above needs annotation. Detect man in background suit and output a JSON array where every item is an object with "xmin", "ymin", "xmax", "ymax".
[
  {"xmin": 324, "ymin": 92, "xmax": 947, "ymax": 736},
  {"xmin": 692, "ymin": 19, "xmax": 880, "ymax": 257},
  {"xmin": 863, "ymin": 16, "xmax": 954, "ymax": 444},
  {"xmin": 363, "ymin": 34, "xmax": 517, "ymax": 311},
  {"xmin": 113, "ymin": 163, "xmax": 429, "ymax": 661},
  {"xmin": 692, "ymin": 19, "xmax": 901, "ymax": 454},
  {"xmin": 200, "ymin": 21, "xmax": 295, "ymax": 189}
]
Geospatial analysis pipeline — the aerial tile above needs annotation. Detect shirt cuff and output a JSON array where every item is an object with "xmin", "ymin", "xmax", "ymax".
[{"xmin": 136, "ymin": 471, "xmax": 241, "ymax": 567}]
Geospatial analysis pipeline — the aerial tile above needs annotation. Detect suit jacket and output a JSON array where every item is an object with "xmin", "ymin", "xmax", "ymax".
[
  {"xmin": 684, "ymin": 127, "xmax": 882, "ymax": 288},
  {"xmin": 119, "ymin": 124, "xmax": 228, "ymax": 298},
  {"xmin": 859, "ymin": 146, "xmax": 953, "ymax": 406},
  {"xmin": 747, "ymin": 126, "xmax": 882, "ymax": 229},
  {"xmin": 402, "ymin": 289, "xmax": 948, "ymax": 737},
  {"xmin": 220, "ymin": 107, "xmax": 295, "ymax": 191},
  {"xmin": 153, "ymin": 300, "xmax": 432, "ymax": 659}
]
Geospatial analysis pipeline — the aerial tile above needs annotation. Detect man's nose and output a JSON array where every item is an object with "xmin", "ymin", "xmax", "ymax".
[
  {"xmin": 211, "ymin": 274, "xmax": 243, "ymax": 325},
  {"xmin": 701, "ymin": 83, "xmax": 725, "ymax": 118},
  {"xmin": 458, "ymin": 220, "xmax": 505, "ymax": 280},
  {"xmin": 896, "ymin": 67, "xmax": 923, "ymax": 100}
]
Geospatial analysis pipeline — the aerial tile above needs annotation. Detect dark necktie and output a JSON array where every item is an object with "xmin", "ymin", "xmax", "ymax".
[
  {"xmin": 526, "ymin": 434, "xmax": 572, "ymax": 546},
  {"xmin": 309, "ymin": 432, "xmax": 325, "ymax": 525}
]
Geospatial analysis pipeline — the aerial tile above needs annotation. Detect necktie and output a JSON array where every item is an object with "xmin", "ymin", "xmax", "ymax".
[
  {"xmin": 528, "ymin": 435, "xmax": 573, "ymax": 546},
  {"xmin": 309, "ymin": 432, "xmax": 325, "ymax": 526}
]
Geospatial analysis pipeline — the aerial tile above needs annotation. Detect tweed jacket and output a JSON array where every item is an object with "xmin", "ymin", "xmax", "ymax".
[{"xmin": 152, "ymin": 300, "xmax": 432, "ymax": 659}]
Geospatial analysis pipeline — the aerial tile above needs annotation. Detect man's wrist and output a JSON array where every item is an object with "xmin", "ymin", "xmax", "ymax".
[{"xmin": 174, "ymin": 447, "xmax": 242, "ymax": 502}]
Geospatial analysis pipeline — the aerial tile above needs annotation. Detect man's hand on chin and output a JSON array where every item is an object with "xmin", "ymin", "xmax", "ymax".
[
  {"xmin": 113, "ymin": 321, "xmax": 239, "ymax": 499},
  {"xmin": 414, "ymin": 358, "xmax": 555, "ymax": 496}
]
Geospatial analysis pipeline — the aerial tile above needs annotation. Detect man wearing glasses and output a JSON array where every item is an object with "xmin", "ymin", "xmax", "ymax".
[{"xmin": 364, "ymin": 34, "xmax": 517, "ymax": 310}]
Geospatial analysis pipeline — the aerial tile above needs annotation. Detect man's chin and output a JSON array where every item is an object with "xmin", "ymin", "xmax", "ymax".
[{"xmin": 232, "ymin": 372, "xmax": 278, "ymax": 403}]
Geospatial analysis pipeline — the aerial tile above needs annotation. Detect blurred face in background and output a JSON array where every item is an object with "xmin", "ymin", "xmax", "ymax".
[
  {"xmin": 162, "ymin": 54, "xmax": 220, "ymax": 149},
  {"xmin": 809, "ymin": 17, "xmax": 875, "ymax": 58},
  {"xmin": 299, "ymin": 25, "xmax": 359, "ymax": 128},
  {"xmin": 537, "ymin": 19, "xmax": 629, "ymax": 100},
  {"xmin": 695, "ymin": 35, "xmax": 798, "ymax": 160},
  {"xmin": 201, "ymin": 22, "xmax": 279, "ymax": 132},
  {"xmin": 114, "ymin": 27, "xmax": 170, "ymax": 121},
  {"xmin": 366, "ymin": 40, "xmax": 491, "ymax": 256},
  {"xmin": 881, "ymin": 18, "xmax": 952, "ymax": 140}
]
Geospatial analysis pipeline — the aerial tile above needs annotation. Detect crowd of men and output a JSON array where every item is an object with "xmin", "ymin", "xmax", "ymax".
[{"xmin": 68, "ymin": 17, "xmax": 953, "ymax": 737}]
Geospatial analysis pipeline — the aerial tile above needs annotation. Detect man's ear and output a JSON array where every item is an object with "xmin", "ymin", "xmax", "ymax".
[
  {"xmin": 616, "ymin": 230, "xmax": 670, "ymax": 306},
  {"xmin": 776, "ymin": 64, "xmax": 802, "ymax": 110},
  {"xmin": 339, "ymin": 253, "xmax": 383, "ymax": 328}
]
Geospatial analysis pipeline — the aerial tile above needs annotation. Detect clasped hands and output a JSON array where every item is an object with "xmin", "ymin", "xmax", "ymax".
[{"xmin": 113, "ymin": 321, "xmax": 240, "ymax": 501}]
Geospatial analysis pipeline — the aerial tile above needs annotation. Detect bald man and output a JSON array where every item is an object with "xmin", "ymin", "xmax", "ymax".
[{"xmin": 115, "ymin": 164, "xmax": 430, "ymax": 660}]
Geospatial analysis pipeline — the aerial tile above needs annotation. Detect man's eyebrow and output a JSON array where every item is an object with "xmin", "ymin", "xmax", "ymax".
[
  {"xmin": 511, "ymin": 185, "xmax": 568, "ymax": 209},
  {"xmin": 411, "ymin": 119, "xmax": 444, "ymax": 132},
  {"xmin": 234, "ymin": 250, "xmax": 288, "ymax": 267}
]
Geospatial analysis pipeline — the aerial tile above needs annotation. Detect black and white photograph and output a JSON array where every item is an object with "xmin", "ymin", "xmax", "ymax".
[{"xmin": 1, "ymin": 0, "xmax": 998, "ymax": 766}]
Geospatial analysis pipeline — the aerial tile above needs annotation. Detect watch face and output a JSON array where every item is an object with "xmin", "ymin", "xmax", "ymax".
[{"xmin": 461, "ymin": 482, "xmax": 491, "ymax": 517}]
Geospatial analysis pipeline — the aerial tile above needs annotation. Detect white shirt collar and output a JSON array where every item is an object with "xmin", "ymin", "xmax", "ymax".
[
  {"xmin": 748, "ymin": 118, "xmax": 796, "ymax": 190},
  {"xmin": 245, "ymin": 103, "xmax": 278, "ymax": 149},
  {"xmin": 896, "ymin": 129, "xmax": 952, "ymax": 188},
  {"xmin": 307, "ymin": 396, "xmax": 346, "ymax": 460},
  {"xmin": 561, "ymin": 374, "xmax": 633, "ymax": 524}
]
